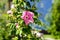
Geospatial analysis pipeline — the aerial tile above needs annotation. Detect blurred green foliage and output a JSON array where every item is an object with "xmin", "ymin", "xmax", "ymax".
[
  {"xmin": 0, "ymin": 0, "xmax": 8, "ymax": 40},
  {"xmin": 0, "ymin": 0, "xmax": 42, "ymax": 40},
  {"xmin": 0, "ymin": 0, "xmax": 8, "ymax": 13},
  {"xmin": 46, "ymin": 0, "xmax": 60, "ymax": 39}
]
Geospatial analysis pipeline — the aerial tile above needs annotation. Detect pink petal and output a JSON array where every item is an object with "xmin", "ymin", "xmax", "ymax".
[
  {"xmin": 28, "ymin": 11, "xmax": 34, "ymax": 17},
  {"xmin": 21, "ymin": 11, "xmax": 27, "ymax": 19},
  {"xmin": 24, "ymin": 20, "xmax": 29, "ymax": 25},
  {"xmin": 28, "ymin": 17, "xmax": 34, "ymax": 23},
  {"xmin": 24, "ymin": 17, "xmax": 34, "ymax": 25}
]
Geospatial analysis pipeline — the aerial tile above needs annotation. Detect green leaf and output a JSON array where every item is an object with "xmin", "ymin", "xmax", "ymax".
[
  {"xmin": 26, "ymin": 1, "xmax": 31, "ymax": 7},
  {"xmin": 32, "ymin": 4, "xmax": 37, "ymax": 10},
  {"xmin": 12, "ymin": 37, "xmax": 18, "ymax": 40}
]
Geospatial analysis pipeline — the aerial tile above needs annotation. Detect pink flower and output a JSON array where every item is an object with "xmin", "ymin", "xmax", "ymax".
[
  {"xmin": 15, "ymin": 23, "xmax": 19, "ymax": 28},
  {"xmin": 7, "ymin": 10, "xmax": 13, "ymax": 16},
  {"xmin": 7, "ymin": 10, "xmax": 13, "ymax": 14},
  {"xmin": 21, "ymin": 11, "xmax": 34, "ymax": 25},
  {"xmin": 11, "ymin": 4, "xmax": 15, "ymax": 8}
]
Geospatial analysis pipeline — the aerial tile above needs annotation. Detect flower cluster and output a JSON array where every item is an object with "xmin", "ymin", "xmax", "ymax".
[{"xmin": 7, "ymin": 10, "xmax": 34, "ymax": 28}]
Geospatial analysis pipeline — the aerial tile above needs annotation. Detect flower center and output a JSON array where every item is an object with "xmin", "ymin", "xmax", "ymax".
[{"xmin": 26, "ymin": 15, "xmax": 28, "ymax": 18}]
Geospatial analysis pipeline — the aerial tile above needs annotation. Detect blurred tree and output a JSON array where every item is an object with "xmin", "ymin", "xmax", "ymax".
[
  {"xmin": 0, "ymin": 0, "xmax": 8, "ymax": 13},
  {"xmin": 8, "ymin": 0, "xmax": 12, "ymax": 10},
  {"xmin": 46, "ymin": 0, "xmax": 60, "ymax": 39},
  {"xmin": 0, "ymin": 0, "xmax": 9, "ymax": 40}
]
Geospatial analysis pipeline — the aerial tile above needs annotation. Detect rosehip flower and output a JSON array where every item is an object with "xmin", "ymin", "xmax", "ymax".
[
  {"xmin": 36, "ymin": 32, "xmax": 43, "ymax": 37},
  {"xmin": 11, "ymin": 4, "xmax": 15, "ymax": 8},
  {"xmin": 15, "ymin": 23, "xmax": 19, "ymax": 28},
  {"xmin": 7, "ymin": 10, "xmax": 13, "ymax": 14},
  {"xmin": 7, "ymin": 10, "xmax": 13, "ymax": 16},
  {"xmin": 21, "ymin": 11, "xmax": 34, "ymax": 25}
]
